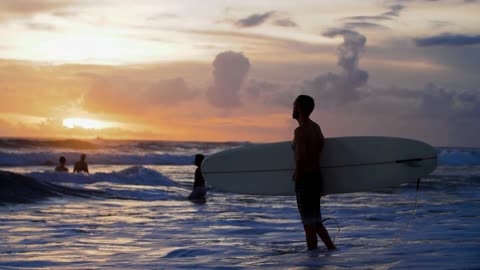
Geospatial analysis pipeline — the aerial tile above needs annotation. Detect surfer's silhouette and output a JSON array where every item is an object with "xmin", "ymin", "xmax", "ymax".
[
  {"xmin": 292, "ymin": 95, "xmax": 336, "ymax": 251},
  {"xmin": 188, "ymin": 154, "xmax": 206, "ymax": 202},
  {"xmin": 55, "ymin": 156, "xmax": 69, "ymax": 172},
  {"xmin": 73, "ymin": 154, "xmax": 89, "ymax": 173}
]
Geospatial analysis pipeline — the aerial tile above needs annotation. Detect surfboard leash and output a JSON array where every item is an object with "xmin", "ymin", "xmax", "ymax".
[
  {"xmin": 382, "ymin": 178, "xmax": 421, "ymax": 248},
  {"xmin": 320, "ymin": 178, "xmax": 421, "ymax": 248},
  {"xmin": 321, "ymin": 217, "xmax": 341, "ymax": 244}
]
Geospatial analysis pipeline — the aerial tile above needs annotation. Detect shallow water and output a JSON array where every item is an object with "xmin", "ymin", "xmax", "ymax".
[{"xmin": 1, "ymin": 164, "xmax": 479, "ymax": 269}]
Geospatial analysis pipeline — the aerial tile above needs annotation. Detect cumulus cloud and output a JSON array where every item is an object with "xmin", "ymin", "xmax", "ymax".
[
  {"xmin": 234, "ymin": 11, "xmax": 274, "ymax": 28},
  {"xmin": 295, "ymin": 29, "xmax": 368, "ymax": 107},
  {"xmin": 415, "ymin": 33, "xmax": 480, "ymax": 47},
  {"xmin": 207, "ymin": 51, "xmax": 250, "ymax": 108},
  {"xmin": 239, "ymin": 29, "xmax": 369, "ymax": 108}
]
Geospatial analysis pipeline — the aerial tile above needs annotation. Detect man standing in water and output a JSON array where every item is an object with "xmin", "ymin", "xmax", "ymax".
[
  {"xmin": 73, "ymin": 154, "xmax": 89, "ymax": 173},
  {"xmin": 292, "ymin": 95, "xmax": 336, "ymax": 251}
]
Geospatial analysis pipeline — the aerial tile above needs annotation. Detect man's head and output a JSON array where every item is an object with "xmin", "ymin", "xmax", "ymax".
[
  {"xmin": 293, "ymin": 95, "xmax": 315, "ymax": 120},
  {"xmin": 194, "ymin": 154, "xmax": 205, "ymax": 167},
  {"xmin": 59, "ymin": 156, "xmax": 66, "ymax": 165},
  {"xmin": 80, "ymin": 154, "xmax": 86, "ymax": 161}
]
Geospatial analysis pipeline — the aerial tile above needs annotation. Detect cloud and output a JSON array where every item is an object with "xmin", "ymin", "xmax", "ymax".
[
  {"xmin": 147, "ymin": 12, "xmax": 179, "ymax": 21},
  {"xmin": 341, "ymin": 15, "xmax": 392, "ymax": 22},
  {"xmin": 381, "ymin": 4, "xmax": 404, "ymax": 17},
  {"xmin": 273, "ymin": 18, "xmax": 298, "ymax": 28},
  {"xmin": 297, "ymin": 29, "xmax": 368, "ymax": 107},
  {"xmin": 84, "ymin": 76, "xmax": 196, "ymax": 115},
  {"xmin": 415, "ymin": 33, "xmax": 480, "ymax": 47},
  {"xmin": 420, "ymin": 83, "xmax": 480, "ymax": 119},
  {"xmin": 182, "ymin": 29, "xmax": 331, "ymax": 55},
  {"xmin": 340, "ymin": 4, "xmax": 404, "ymax": 31},
  {"xmin": 207, "ymin": 51, "xmax": 250, "ymax": 108},
  {"xmin": 343, "ymin": 22, "xmax": 389, "ymax": 30},
  {"xmin": 25, "ymin": 22, "xmax": 56, "ymax": 31},
  {"xmin": 0, "ymin": 0, "xmax": 72, "ymax": 21},
  {"xmin": 238, "ymin": 29, "xmax": 369, "ymax": 108},
  {"xmin": 51, "ymin": 10, "xmax": 77, "ymax": 17},
  {"xmin": 234, "ymin": 11, "xmax": 274, "ymax": 28}
]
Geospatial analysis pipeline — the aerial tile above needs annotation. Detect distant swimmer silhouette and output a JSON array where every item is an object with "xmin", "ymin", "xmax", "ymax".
[
  {"xmin": 55, "ymin": 156, "xmax": 69, "ymax": 172},
  {"xmin": 73, "ymin": 154, "xmax": 89, "ymax": 173},
  {"xmin": 188, "ymin": 154, "xmax": 207, "ymax": 203}
]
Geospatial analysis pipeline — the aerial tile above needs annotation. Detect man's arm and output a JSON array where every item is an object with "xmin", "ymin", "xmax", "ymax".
[{"xmin": 294, "ymin": 128, "xmax": 307, "ymax": 182}]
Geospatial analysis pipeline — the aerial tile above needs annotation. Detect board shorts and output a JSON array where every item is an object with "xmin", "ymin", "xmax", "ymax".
[{"xmin": 295, "ymin": 172, "xmax": 323, "ymax": 225}]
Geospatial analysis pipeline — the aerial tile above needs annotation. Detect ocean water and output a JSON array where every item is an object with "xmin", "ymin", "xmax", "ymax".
[{"xmin": 0, "ymin": 138, "xmax": 479, "ymax": 269}]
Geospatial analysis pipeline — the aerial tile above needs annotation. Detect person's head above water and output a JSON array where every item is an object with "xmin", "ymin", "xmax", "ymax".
[
  {"xmin": 59, "ymin": 156, "xmax": 66, "ymax": 165},
  {"xmin": 293, "ymin": 95, "xmax": 315, "ymax": 120},
  {"xmin": 194, "ymin": 154, "xmax": 205, "ymax": 167},
  {"xmin": 80, "ymin": 154, "xmax": 86, "ymax": 162}
]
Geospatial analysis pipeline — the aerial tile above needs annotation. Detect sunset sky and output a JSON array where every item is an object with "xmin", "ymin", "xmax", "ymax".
[{"xmin": 0, "ymin": 0, "xmax": 479, "ymax": 146}]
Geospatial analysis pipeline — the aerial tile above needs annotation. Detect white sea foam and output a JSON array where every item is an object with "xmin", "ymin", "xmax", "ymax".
[
  {"xmin": 437, "ymin": 147, "xmax": 480, "ymax": 166},
  {"xmin": 1, "ymin": 147, "xmax": 480, "ymax": 166},
  {"xmin": 27, "ymin": 166, "xmax": 177, "ymax": 187}
]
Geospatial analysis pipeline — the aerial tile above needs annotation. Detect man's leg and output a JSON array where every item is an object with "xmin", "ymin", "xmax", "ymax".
[
  {"xmin": 317, "ymin": 223, "xmax": 336, "ymax": 250},
  {"xmin": 304, "ymin": 224, "xmax": 318, "ymax": 250}
]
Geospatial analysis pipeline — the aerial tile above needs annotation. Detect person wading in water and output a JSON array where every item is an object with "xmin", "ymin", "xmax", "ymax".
[{"xmin": 292, "ymin": 95, "xmax": 336, "ymax": 251}]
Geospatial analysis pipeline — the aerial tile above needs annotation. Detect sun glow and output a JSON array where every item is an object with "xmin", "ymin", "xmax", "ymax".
[{"xmin": 63, "ymin": 118, "xmax": 114, "ymax": 130}]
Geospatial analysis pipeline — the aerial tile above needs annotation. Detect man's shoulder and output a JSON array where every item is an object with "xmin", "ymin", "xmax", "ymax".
[
  {"xmin": 294, "ymin": 126, "xmax": 303, "ymax": 136},
  {"xmin": 310, "ymin": 119, "xmax": 320, "ymax": 127}
]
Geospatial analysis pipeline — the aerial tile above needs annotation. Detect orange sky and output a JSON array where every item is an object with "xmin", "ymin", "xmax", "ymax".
[{"xmin": 0, "ymin": 0, "xmax": 479, "ymax": 146}]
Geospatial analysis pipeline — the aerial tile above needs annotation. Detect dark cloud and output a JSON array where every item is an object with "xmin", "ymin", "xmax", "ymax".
[
  {"xmin": 207, "ymin": 51, "xmax": 250, "ymax": 108},
  {"xmin": 323, "ymin": 29, "xmax": 367, "ymax": 72},
  {"xmin": 297, "ymin": 29, "xmax": 368, "ymax": 107},
  {"xmin": 415, "ymin": 33, "xmax": 480, "ymax": 47},
  {"xmin": 234, "ymin": 11, "xmax": 274, "ymax": 28},
  {"xmin": 381, "ymin": 4, "xmax": 404, "ymax": 17},
  {"xmin": 273, "ymin": 18, "xmax": 298, "ymax": 28},
  {"xmin": 340, "ymin": 15, "xmax": 392, "ymax": 22}
]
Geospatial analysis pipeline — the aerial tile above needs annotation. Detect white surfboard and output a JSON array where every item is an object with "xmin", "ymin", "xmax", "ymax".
[{"xmin": 201, "ymin": 136, "xmax": 437, "ymax": 195}]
